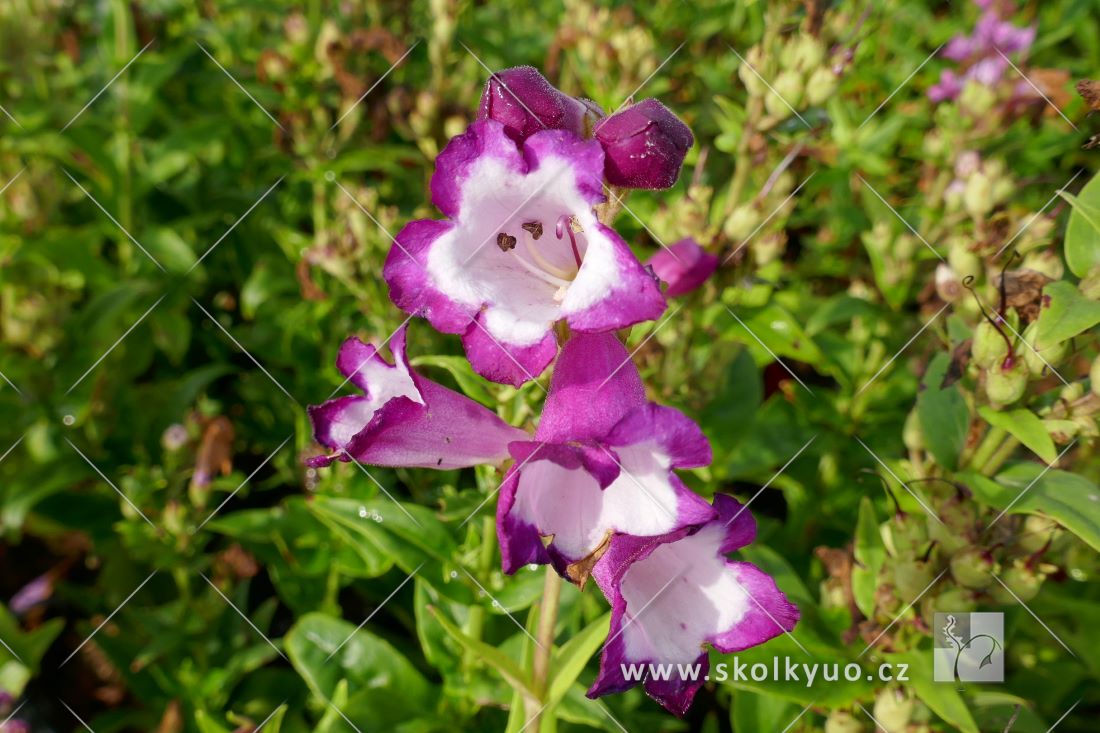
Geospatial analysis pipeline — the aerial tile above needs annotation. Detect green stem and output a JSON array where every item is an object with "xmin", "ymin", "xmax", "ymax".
[
  {"xmin": 983, "ymin": 436, "xmax": 1020, "ymax": 477},
  {"xmin": 462, "ymin": 514, "xmax": 497, "ymax": 672},
  {"xmin": 967, "ymin": 425, "xmax": 1007, "ymax": 472},
  {"xmin": 529, "ymin": 567, "xmax": 562, "ymax": 730}
]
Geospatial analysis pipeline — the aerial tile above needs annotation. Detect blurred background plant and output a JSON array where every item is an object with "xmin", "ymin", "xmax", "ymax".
[{"xmin": 1, "ymin": 0, "xmax": 1099, "ymax": 731}]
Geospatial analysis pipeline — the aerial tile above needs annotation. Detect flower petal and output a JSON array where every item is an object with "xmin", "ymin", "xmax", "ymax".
[
  {"xmin": 460, "ymin": 313, "xmax": 559, "ymax": 388},
  {"xmin": 431, "ymin": 119, "xmax": 526, "ymax": 219},
  {"xmin": 563, "ymin": 223, "xmax": 667, "ymax": 332},
  {"xmin": 385, "ymin": 219, "xmax": 478, "ymax": 334},
  {"xmin": 308, "ymin": 326, "xmax": 526, "ymax": 469},
  {"xmin": 588, "ymin": 495, "xmax": 798, "ymax": 714},
  {"xmin": 536, "ymin": 332, "xmax": 646, "ymax": 443}
]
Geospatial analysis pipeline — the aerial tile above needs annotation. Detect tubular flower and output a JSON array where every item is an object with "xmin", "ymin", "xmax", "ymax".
[
  {"xmin": 306, "ymin": 325, "xmax": 526, "ymax": 469},
  {"xmin": 593, "ymin": 98, "xmax": 694, "ymax": 190},
  {"xmin": 384, "ymin": 119, "xmax": 666, "ymax": 386},
  {"xmin": 478, "ymin": 65, "xmax": 603, "ymax": 143},
  {"xmin": 497, "ymin": 332, "xmax": 716, "ymax": 580},
  {"xmin": 587, "ymin": 494, "xmax": 800, "ymax": 715},
  {"xmin": 646, "ymin": 238, "xmax": 719, "ymax": 297}
]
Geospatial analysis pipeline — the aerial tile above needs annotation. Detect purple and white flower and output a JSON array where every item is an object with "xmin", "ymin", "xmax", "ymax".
[
  {"xmin": 384, "ymin": 119, "xmax": 666, "ymax": 386},
  {"xmin": 929, "ymin": 1, "xmax": 1036, "ymax": 103},
  {"xmin": 307, "ymin": 324, "xmax": 526, "ymax": 469},
  {"xmin": 497, "ymin": 332, "xmax": 715, "ymax": 579},
  {"xmin": 587, "ymin": 494, "xmax": 800, "ymax": 715},
  {"xmin": 646, "ymin": 238, "xmax": 719, "ymax": 298},
  {"xmin": 594, "ymin": 98, "xmax": 694, "ymax": 190}
]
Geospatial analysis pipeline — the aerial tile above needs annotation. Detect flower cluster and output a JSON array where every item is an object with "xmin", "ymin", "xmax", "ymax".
[
  {"xmin": 308, "ymin": 67, "xmax": 797, "ymax": 714},
  {"xmin": 928, "ymin": 0, "xmax": 1036, "ymax": 103}
]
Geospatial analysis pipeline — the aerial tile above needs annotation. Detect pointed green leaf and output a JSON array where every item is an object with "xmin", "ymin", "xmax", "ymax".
[{"xmin": 977, "ymin": 407, "xmax": 1057, "ymax": 464}]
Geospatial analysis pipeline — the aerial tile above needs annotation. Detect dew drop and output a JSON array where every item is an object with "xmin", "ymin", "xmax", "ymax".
[
  {"xmin": 63, "ymin": 414, "xmax": 75, "ymax": 426},
  {"xmin": 358, "ymin": 506, "xmax": 368, "ymax": 518}
]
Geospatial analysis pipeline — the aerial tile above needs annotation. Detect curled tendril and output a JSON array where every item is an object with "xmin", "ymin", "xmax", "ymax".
[{"xmin": 997, "ymin": 248, "xmax": 1022, "ymax": 317}]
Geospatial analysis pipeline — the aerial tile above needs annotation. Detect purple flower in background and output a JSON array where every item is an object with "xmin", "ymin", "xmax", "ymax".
[
  {"xmin": 478, "ymin": 66, "xmax": 603, "ymax": 143},
  {"xmin": 646, "ymin": 238, "xmax": 718, "ymax": 297},
  {"xmin": 307, "ymin": 324, "xmax": 526, "ymax": 469},
  {"xmin": 9, "ymin": 572, "xmax": 54, "ymax": 615},
  {"xmin": 497, "ymin": 332, "xmax": 715, "ymax": 580},
  {"xmin": 587, "ymin": 494, "xmax": 799, "ymax": 715},
  {"xmin": 384, "ymin": 119, "xmax": 666, "ymax": 386},
  {"xmin": 594, "ymin": 99, "xmax": 694, "ymax": 190},
  {"xmin": 930, "ymin": 1, "xmax": 1036, "ymax": 102}
]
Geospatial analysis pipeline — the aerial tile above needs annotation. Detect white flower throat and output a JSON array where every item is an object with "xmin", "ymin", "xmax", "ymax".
[{"xmin": 497, "ymin": 213, "xmax": 586, "ymax": 302}]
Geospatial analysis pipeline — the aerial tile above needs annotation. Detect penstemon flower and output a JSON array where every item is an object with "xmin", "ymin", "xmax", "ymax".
[
  {"xmin": 306, "ymin": 324, "xmax": 526, "ymax": 469},
  {"xmin": 587, "ymin": 494, "xmax": 800, "ymax": 715},
  {"xmin": 384, "ymin": 119, "xmax": 666, "ymax": 386},
  {"xmin": 646, "ymin": 237, "xmax": 719, "ymax": 297},
  {"xmin": 497, "ymin": 331, "xmax": 716, "ymax": 580}
]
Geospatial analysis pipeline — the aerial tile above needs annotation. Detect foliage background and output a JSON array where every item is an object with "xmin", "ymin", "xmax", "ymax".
[{"xmin": 1, "ymin": 0, "xmax": 1099, "ymax": 731}]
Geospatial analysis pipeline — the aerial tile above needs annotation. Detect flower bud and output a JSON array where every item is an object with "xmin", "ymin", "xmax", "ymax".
[
  {"xmin": 765, "ymin": 70, "xmax": 804, "ymax": 118},
  {"xmin": 723, "ymin": 204, "xmax": 761, "ymax": 241},
  {"xmin": 950, "ymin": 547, "xmax": 994, "ymax": 589},
  {"xmin": 805, "ymin": 66, "xmax": 839, "ymax": 106},
  {"xmin": 932, "ymin": 587, "xmax": 977, "ymax": 614},
  {"xmin": 785, "ymin": 37, "xmax": 825, "ymax": 72},
  {"xmin": 1017, "ymin": 515, "xmax": 1060, "ymax": 553},
  {"xmin": 990, "ymin": 561, "xmax": 1043, "ymax": 603},
  {"xmin": 903, "ymin": 409, "xmax": 925, "ymax": 452},
  {"xmin": 985, "ymin": 358, "xmax": 1028, "ymax": 406},
  {"xmin": 478, "ymin": 66, "xmax": 593, "ymax": 143},
  {"xmin": 594, "ymin": 98, "xmax": 693, "ymax": 190},
  {"xmin": 947, "ymin": 240, "xmax": 982, "ymax": 279},
  {"xmin": 738, "ymin": 45, "xmax": 770, "ymax": 96},
  {"xmin": 825, "ymin": 711, "xmax": 867, "ymax": 733},
  {"xmin": 1022, "ymin": 321, "xmax": 1067, "ymax": 376},
  {"xmin": 935, "ymin": 263, "xmax": 963, "ymax": 303},
  {"xmin": 964, "ymin": 171, "xmax": 995, "ymax": 218},
  {"xmin": 959, "ymin": 80, "xmax": 996, "ymax": 115},
  {"xmin": 873, "ymin": 689, "xmax": 914, "ymax": 732},
  {"xmin": 646, "ymin": 238, "xmax": 719, "ymax": 298}
]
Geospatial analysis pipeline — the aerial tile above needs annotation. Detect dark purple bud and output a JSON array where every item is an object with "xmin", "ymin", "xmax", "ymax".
[
  {"xmin": 593, "ymin": 98, "xmax": 693, "ymax": 190},
  {"xmin": 478, "ymin": 66, "xmax": 591, "ymax": 143}
]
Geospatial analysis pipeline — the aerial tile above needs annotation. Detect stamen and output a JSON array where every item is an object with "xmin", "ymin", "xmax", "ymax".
[
  {"xmin": 496, "ymin": 232, "xmax": 517, "ymax": 252},
  {"xmin": 522, "ymin": 236, "xmax": 575, "ymax": 280},
  {"xmin": 510, "ymin": 249, "xmax": 573, "ymax": 288},
  {"xmin": 521, "ymin": 221, "xmax": 543, "ymax": 240}
]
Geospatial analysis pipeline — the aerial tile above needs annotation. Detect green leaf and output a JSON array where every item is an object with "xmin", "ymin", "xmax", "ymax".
[
  {"xmin": 851, "ymin": 497, "xmax": 885, "ymax": 618},
  {"xmin": 732, "ymin": 690, "xmax": 795, "ymax": 733},
  {"xmin": 285, "ymin": 613, "xmax": 432, "ymax": 727},
  {"xmin": 546, "ymin": 613, "xmax": 610, "ymax": 706},
  {"xmin": 1035, "ymin": 281, "xmax": 1100, "ymax": 346},
  {"xmin": 918, "ymin": 353, "xmax": 970, "ymax": 469},
  {"xmin": 888, "ymin": 650, "xmax": 979, "ymax": 733},
  {"xmin": 966, "ymin": 465, "xmax": 1100, "ymax": 552},
  {"xmin": 411, "ymin": 355, "xmax": 497, "ymax": 408},
  {"xmin": 1061, "ymin": 172, "xmax": 1100, "ymax": 276},
  {"xmin": 309, "ymin": 496, "xmax": 456, "ymax": 575},
  {"xmin": 978, "ymin": 407, "xmax": 1057, "ymax": 463},
  {"xmin": 723, "ymin": 303, "xmax": 824, "ymax": 366},
  {"xmin": 427, "ymin": 606, "xmax": 538, "ymax": 700}
]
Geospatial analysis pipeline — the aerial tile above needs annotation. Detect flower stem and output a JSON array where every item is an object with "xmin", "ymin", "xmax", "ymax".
[
  {"xmin": 529, "ymin": 567, "xmax": 562, "ymax": 729},
  {"xmin": 967, "ymin": 425, "xmax": 1006, "ymax": 473},
  {"xmin": 983, "ymin": 436, "xmax": 1020, "ymax": 477}
]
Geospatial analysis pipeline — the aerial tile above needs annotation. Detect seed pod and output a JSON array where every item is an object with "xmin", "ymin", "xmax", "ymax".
[
  {"xmin": 989, "ymin": 561, "xmax": 1043, "ymax": 603},
  {"xmin": 1022, "ymin": 321, "xmax": 1067, "ymax": 376},
  {"xmin": 950, "ymin": 547, "xmax": 995, "ymax": 589},
  {"xmin": 894, "ymin": 559, "xmax": 934, "ymax": 600},
  {"xmin": 825, "ymin": 711, "xmax": 867, "ymax": 733},
  {"xmin": 985, "ymin": 359, "xmax": 1028, "ymax": 406},
  {"xmin": 972, "ymin": 320, "xmax": 1009, "ymax": 368}
]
